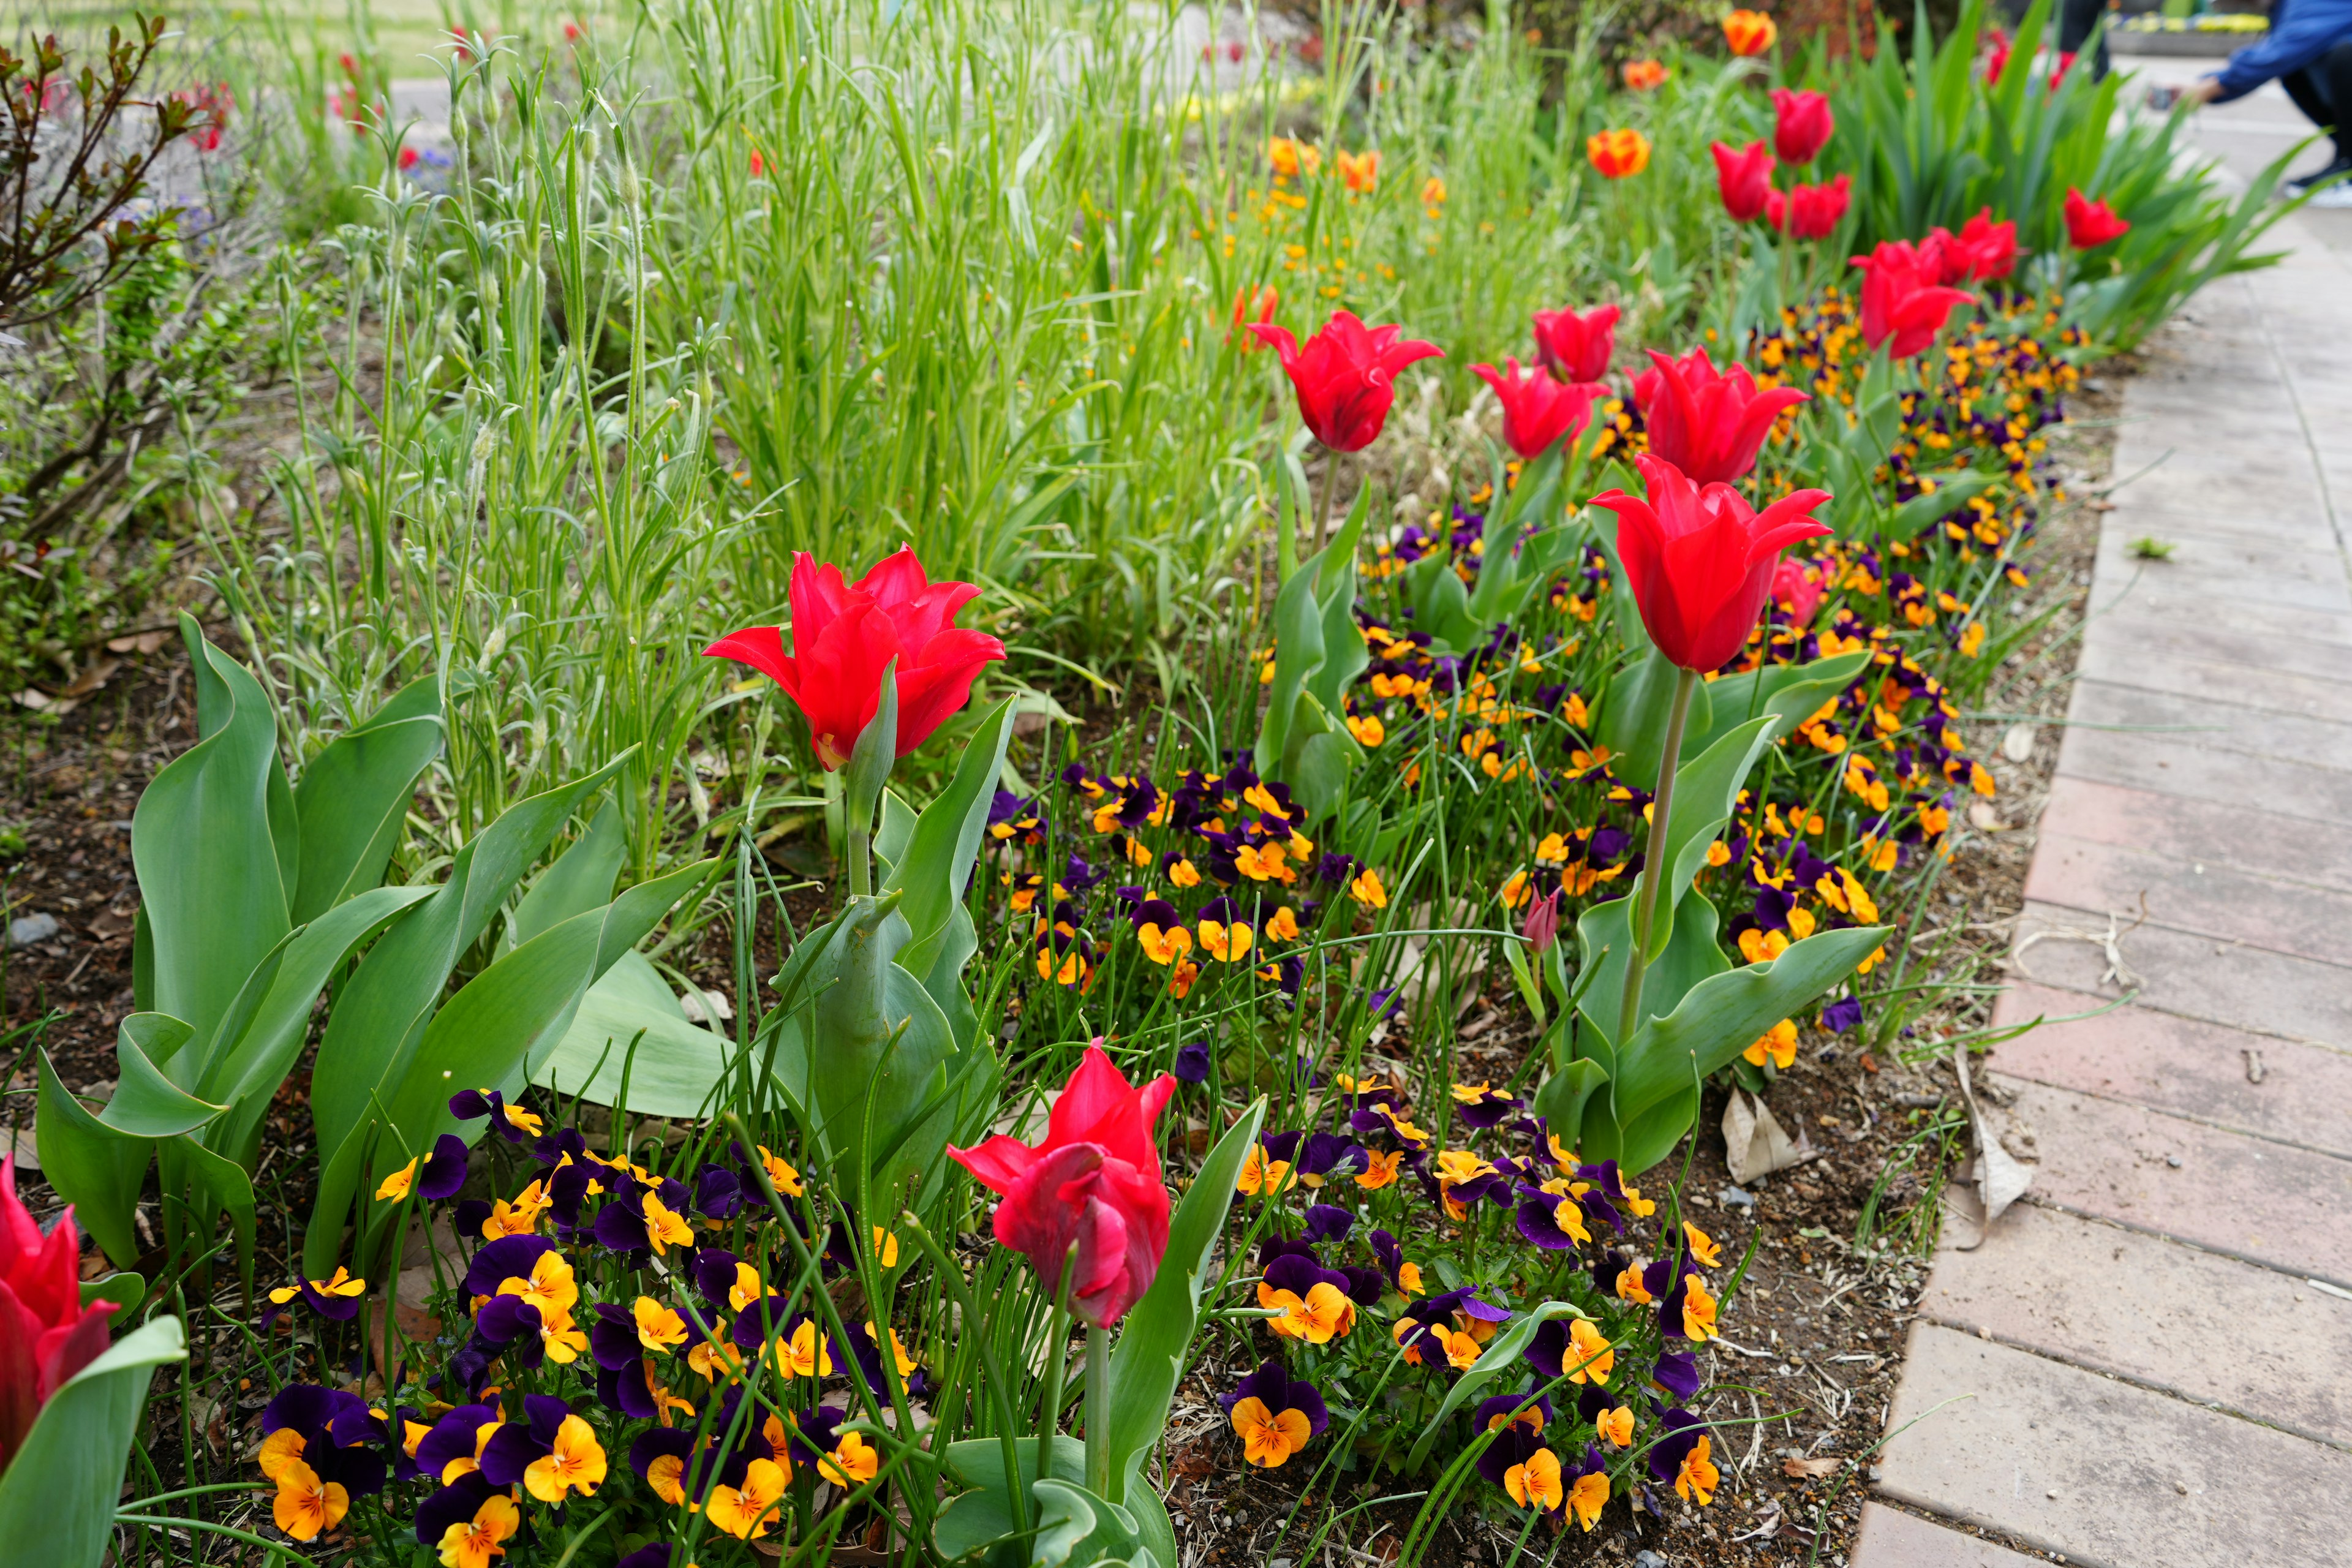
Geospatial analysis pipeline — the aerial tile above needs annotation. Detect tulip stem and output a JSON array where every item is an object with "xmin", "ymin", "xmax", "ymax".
[
  {"xmin": 1085, "ymin": 1321, "xmax": 1111, "ymax": 1498},
  {"xmin": 1316, "ymin": 452, "xmax": 1340, "ymax": 557},
  {"xmin": 1617, "ymin": 665, "xmax": 1700, "ymax": 1046},
  {"xmin": 1039, "ymin": 1240, "xmax": 1077, "ymax": 1491}
]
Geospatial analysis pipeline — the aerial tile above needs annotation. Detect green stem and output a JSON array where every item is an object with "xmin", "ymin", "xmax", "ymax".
[
  {"xmin": 1616, "ymin": 666, "xmax": 1700, "ymax": 1044},
  {"xmin": 1038, "ymin": 1242, "xmax": 1077, "ymax": 1488},
  {"xmin": 1085, "ymin": 1321, "xmax": 1111, "ymax": 1497},
  {"xmin": 1316, "ymin": 449, "xmax": 1341, "ymax": 557}
]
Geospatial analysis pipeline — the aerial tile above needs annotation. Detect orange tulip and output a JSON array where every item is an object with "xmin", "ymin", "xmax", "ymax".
[
  {"xmin": 1336, "ymin": 148, "xmax": 1380, "ymax": 192},
  {"xmin": 1622, "ymin": 59, "xmax": 1669, "ymax": 90},
  {"xmin": 1723, "ymin": 9, "xmax": 1778, "ymax": 55},
  {"xmin": 1585, "ymin": 128, "xmax": 1651, "ymax": 179}
]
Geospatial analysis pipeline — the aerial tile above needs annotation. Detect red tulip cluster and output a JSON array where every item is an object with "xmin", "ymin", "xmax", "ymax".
[
  {"xmin": 1920, "ymin": 209, "xmax": 2018, "ymax": 284},
  {"xmin": 1630, "ymin": 349, "xmax": 1808, "ymax": 486},
  {"xmin": 949, "ymin": 1046, "xmax": 1177, "ymax": 1327},
  {"xmin": 1589, "ymin": 455, "xmax": 1833, "ymax": 673},
  {"xmin": 2063, "ymin": 188, "xmax": 2131, "ymax": 250},
  {"xmin": 1250, "ymin": 311, "xmax": 1444, "ymax": 453},
  {"xmin": 1, "ymin": 1156, "xmax": 115, "ymax": 1477},
  {"xmin": 1764, "ymin": 175, "xmax": 1852, "ymax": 239},
  {"xmin": 704, "ymin": 550, "xmax": 1005, "ymax": 771},
  {"xmin": 1850, "ymin": 241, "xmax": 1977, "ymax": 360}
]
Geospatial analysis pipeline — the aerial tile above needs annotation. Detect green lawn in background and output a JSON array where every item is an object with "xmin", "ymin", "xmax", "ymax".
[{"xmin": 6, "ymin": 0, "xmax": 508, "ymax": 86}]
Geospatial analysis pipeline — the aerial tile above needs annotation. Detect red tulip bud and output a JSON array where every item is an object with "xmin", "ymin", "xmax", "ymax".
[
  {"xmin": 704, "ymin": 549, "xmax": 1005, "ymax": 771},
  {"xmin": 1711, "ymin": 140, "xmax": 1776, "ymax": 224},
  {"xmin": 1850, "ymin": 241, "xmax": 1977, "ymax": 360},
  {"xmin": 1, "ymin": 1156, "xmax": 115, "ymax": 1476},
  {"xmin": 1529, "ymin": 304, "xmax": 1619, "ymax": 383},
  {"xmin": 949, "ymin": 1046, "xmax": 1177, "ymax": 1327},
  {"xmin": 2062, "ymin": 187, "xmax": 2130, "ymax": 251},
  {"xmin": 1247, "ymin": 310, "xmax": 1443, "ymax": 453},
  {"xmin": 1588, "ymin": 455, "xmax": 1833, "ymax": 674},
  {"xmin": 1471, "ymin": 358, "xmax": 1607, "ymax": 460},
  {"xmin": 1770, "ymin": 89, "xmax": 1834, "ymax": 165},
  {"xmin": 1630, "ymin": 348, "xmax": 1808, "ymax": 486}
]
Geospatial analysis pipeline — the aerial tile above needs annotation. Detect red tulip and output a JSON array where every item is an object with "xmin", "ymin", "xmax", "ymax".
[
  {"xmin": 1630, "ymin": 348, "xmax": 1808, "ymax": 486},
  {"xmin": 1246, "ymin": 310, "xmax": 1443, "ymax": 453},
  {"xmin": 2049, "ymin": 50, "xmax": 2077, "ymax": 89},
  {"xmin": 1771, "ymin": 557, "xmax": 1825, "ymax": 627},
  {"xmin": 704, "ymin": 549, "xmax": 1005, "ymax": 770},
  {"xmin": 1924, "ymin": 208, "xmax": 2018, "ymax": 284},
  {"xmin": 1983, "ymin": 27, "xmax": 2011, "ymax": 83},
  {"xmin": 1471, "ymin": 358, "xmax": 1607, "ymax": 459},
  {"xmin": 1770, "ymin": 88, "xmax": 1833, "ymax": 164},
  {"xmin": 1588, "ymin": 455, "xmax": 1832, "ymax": 673},
  {"xmin": 1850, "ymin": 241, "xmax": 1976, "ymax": 360},
  {"xmin": 1711, "ymin": 140, "xmax": 1776, "ymax": 224},
  {"xmin": 948, "ymin": 1045, "xmax": 1177, "ymax": 1328},
  {"xmin": 1530, "ymin": 304, "xmax": 1619, "ymax": 383},
  {"xmin": 1763, "ymin": 174, "xmax": 1851, "ymax": 240},
  {"xmin": 2063, "ymin": 188, "xmax": 2130, "ymax": 250},
  {"xmin": 1, "ymin": 1156, "xmax": 114, "ymax": 1477}
]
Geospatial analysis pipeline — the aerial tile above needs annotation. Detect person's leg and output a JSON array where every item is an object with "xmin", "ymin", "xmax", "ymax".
[
  {"xmin": 2057, "ymin": 0, "xmax": 2111, "ymax": 77},
  {"xmin": 2322, "ymin": 38, "xmax": 2352, "ymax": 161}
]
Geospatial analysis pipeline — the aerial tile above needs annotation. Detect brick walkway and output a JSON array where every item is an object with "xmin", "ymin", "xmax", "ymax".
[{"xmin": 1853, "ymin": 206, "xmax": 2352, "ymax": 1561}]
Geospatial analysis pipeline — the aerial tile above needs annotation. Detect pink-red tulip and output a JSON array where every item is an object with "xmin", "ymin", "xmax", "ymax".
[
  {"xmin": 2063, "ymin": 188, "xmax": 2130, "ymax": 250},
  {"xmin": 1471, "ymin": 358, "xmax": 1607, "ymax": 459},
  {"xmin": 1630, "ymin": 348, "xmax": 1808, "ymax": 486},
  {"xmin": 704, "ymin": 549, "xmax": 1005, "ymax": 771},
  {"xmin": 1850, "ymin": 241, "xmax": 1976, "ymax": 360},
  {"xmin": 948, "ymin": 1046, "xmax": 1177, "ymax": 1328},
  {"xmin": 1770, "ymin": 89, "xmax": 1833, "ymax": 164},
  {"xmin": 1771, "ymin": 557, "xmax": 1825, "ymax": 628},
  {"xmin": 1763, "ymin": 174, "xmax": 1852, "ymax": 240},
  {"xmin": 1, "ymin": 1156, "xmax": 114, "ymax": 1477},
  {"xmin": 1923, "ymin": 208, "xmax": 2018, "ymax": 284},
  {"xmin": 1588, "ymin": 455, "xmax": 1832, "ymax": 673},
  {"xmin": 2049, "ymin": 50, "xmax": 2078, "ymax": 89},
  {"xmin": 1983, "ymin": 27, "xmax": 2011, "ymax": 83},
  {"xmin": 1531, "ymin": 304, "xmax": 1619, "ymax": 383},
  {"xmin": 1248, "ymin": 311, "xmax": 1443, "ymax": 453},
  {"xmin": 1711, "ymin": 140, "xmax": 1776, "ymax": 224}
]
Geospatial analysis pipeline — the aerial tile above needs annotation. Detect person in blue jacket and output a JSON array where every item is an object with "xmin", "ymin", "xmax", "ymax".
[{"xmin": 2182, "ymin": 0, "xmax": 2352, "ymax": 204}]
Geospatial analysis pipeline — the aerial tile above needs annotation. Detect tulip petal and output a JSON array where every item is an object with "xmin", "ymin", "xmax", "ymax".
[
  {"xmin": 894, "ymin": 627, "xmax": 1007, "ymax": 756},
  {"xmin": 946, "ymin": 1134, "xmax": 1040, "ymax": 1196},
  {"xmin": 703, "ymin": 626, "xmax": 796, "ymax": 692}
]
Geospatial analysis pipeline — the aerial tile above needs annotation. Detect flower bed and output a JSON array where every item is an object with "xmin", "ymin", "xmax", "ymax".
[{"xmin": 0, "ymin": 1, "xmax": 2296, "ymax": 1566}]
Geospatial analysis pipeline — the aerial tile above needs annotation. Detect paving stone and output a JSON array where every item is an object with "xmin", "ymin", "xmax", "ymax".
[
  {"xmin": 2034, "ymin": 777, "xmax": 2352, "ymax": 893},
  {"xmin": 2084, "ymin": 577, "xmax": 2352, "ymax": 649},
  {"xmin": 2074, "ymin": 631, "xmax": 2352, "ymax": 722},
  {"xmin": 2072, "ymin": 611, "xmax": 2352, "ymax": 684},
  {"xmin": 1877, "ymin": 1325, "xmax": 2352, "ymax": 1568},
  {"xmin": 1850, "ymin": 1504, "xmax": 2048, "ymax": 1568},
  {"xmin": 2066, "ymin": 678, "xmax": 2352, "ymax": 775},
  {"xmin": 1917, "ymin": 1201, "xmax": 2352, "ymax": 1446},
  {"xmin": 2093, "ymin": 518, "xmax": 2352, "ymax": 589},
  {"xmin": 2024, "ymin": 831, "xmax": 2352, "ymax": 967},
  {"xmin": 2106, "ymin": 464, "xmax": 2334, "ymax": 533},
  {"xmin": 2054, "ymin": 721, "xmax": 2352, "ymax": 824},
  {"xmin": 1991, "ymin": 981, "xmax": 2352, "ymax": 1158},
  {"xmin": 2013, "ymin": 898, "xmax": 2350, "ymax": 1047},
  {"xmin": 1986, "ymin": 1074, "xmax": 2352, "ymax": 1285},
  {"xmin": 2088, "ymin": 533, "xmax": 2352, "ymax": 615}
]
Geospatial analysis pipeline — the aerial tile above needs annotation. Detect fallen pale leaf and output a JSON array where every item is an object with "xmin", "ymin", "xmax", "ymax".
[{"xmin": 1782, "ymin": 1456, "xmax": 1839, "ymax": 1479}]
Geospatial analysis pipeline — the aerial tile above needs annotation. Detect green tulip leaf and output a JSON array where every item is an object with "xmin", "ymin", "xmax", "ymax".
[
  {"xmin": 34, "ymin": 1050, "xmax": 149, "ymax": 1267},
  {"xmin": 0, "ymin": 1316, "xmax": 186, "ymax": 1568}
]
